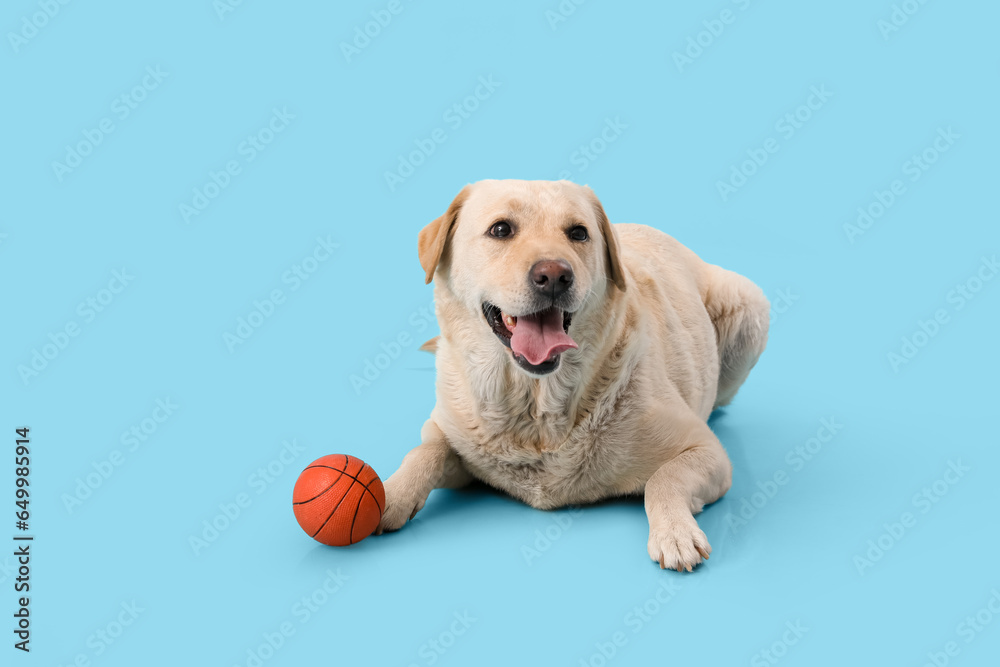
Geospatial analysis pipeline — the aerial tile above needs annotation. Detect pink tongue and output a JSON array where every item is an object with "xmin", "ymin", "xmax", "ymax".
[{"xmin": 509, "ymin": 308, "xmax": 577, "ymax": 365}]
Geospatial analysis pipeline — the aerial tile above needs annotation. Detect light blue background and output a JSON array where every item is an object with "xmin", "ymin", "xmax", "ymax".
[{"xmin": 3, "ymin": 1, "xmax": 999, "ymax": 665}]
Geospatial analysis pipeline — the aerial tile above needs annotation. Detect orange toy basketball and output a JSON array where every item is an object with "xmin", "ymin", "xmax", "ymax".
[{"xmin": 292, "ymin": 455, "xmax": 385, "ymax": 546}]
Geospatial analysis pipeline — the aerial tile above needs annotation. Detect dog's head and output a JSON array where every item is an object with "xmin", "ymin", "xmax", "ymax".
[{"xmin": 419, "ymin": 180, "xmax": 626, "ymax": 376}]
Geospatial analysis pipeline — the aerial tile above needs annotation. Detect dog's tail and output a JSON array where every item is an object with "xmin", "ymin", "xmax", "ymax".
[{"xmin": 419, "ymin": 336, "xmax": 439, "ymax": 354}]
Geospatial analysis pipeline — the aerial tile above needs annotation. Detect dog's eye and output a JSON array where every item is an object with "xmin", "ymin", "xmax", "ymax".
[
  {"xmin": 489, "ymin": 221, "xmax": 513, "ymax": 238},
  {"xmin": 568, "ymin": 226, "xmax": 589, "ymax": 242}
]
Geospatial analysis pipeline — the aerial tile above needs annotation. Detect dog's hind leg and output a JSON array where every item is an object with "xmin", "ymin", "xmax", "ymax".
[{"xmin": 701, "ymin": 265, "xmax": 770, "ymax": 409}]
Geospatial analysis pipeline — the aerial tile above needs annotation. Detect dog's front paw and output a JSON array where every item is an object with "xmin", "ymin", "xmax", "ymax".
[
  {"xmin": 375, "ymin": 478, "xmax": 426, "ymax": 535},
  {"xmin": 647, "ymin": 514, "xmax": 712, "ymax": 572}
]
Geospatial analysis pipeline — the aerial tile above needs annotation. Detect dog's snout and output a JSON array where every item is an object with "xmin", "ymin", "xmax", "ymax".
[{"xmin": 530, "ymin": 259, "xmax": 574, "ymax": 299}]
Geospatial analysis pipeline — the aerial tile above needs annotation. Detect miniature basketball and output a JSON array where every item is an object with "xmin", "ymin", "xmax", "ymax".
[{"xmin": 293, "ymin": 454, "xmax": 385, "ymax": 546}]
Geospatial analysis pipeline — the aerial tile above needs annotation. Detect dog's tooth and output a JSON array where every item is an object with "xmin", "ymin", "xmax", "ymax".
[{"xmin": 503, "ymin": 313, "xmax": 517, "ymax": 329}]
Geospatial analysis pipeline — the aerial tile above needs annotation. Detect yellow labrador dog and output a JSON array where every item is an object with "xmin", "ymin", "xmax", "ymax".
[{"xmin": 376, "ymin": 179, "xmax": 769, "ymax": 571}]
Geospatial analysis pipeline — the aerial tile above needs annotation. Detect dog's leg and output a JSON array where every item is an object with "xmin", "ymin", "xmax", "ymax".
[
  {"xmin": 702, "ymin": 264, "xmax": 770, "ymax": 408},
  {"xmin": 376, "ymin": 419, "xmax": 471, "ymax": 534},
  {"xmin": 645, "ymin": 420, "xmax": 732, "ymax": 571}
]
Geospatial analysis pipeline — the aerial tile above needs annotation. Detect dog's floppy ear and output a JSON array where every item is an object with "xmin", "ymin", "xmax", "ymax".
[
  {"xmin": 418, "ymin": 185, "xmax": 471, "ymax": 284},
  {"xmin": 585, "ymin": 188, "xmax": 626, "ymax": 292}
]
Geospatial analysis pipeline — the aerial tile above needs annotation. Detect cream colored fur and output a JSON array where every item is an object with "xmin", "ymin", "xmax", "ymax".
[{"xmin": 376, "ymin": 180, "xmax": 769, "ymax": 571}]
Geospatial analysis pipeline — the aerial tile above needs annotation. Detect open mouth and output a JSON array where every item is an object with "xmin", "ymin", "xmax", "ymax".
[{"xmin": 482, "ymin": 302, "xmax": 576, "ymax": 375}]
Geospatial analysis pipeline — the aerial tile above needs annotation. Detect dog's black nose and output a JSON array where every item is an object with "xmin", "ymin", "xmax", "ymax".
[{"xmin": 530, "ymin": 259, "xmax": 574, "ymax": 299}]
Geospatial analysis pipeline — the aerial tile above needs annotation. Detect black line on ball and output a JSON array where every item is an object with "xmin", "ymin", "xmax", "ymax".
[
  {"xmin": 293, "ymin": 468, "xmax": 347, "ymax": 505},
  {"xmin": 312, "ymin": 476, "xmax": 359, "ymax": 539},
  {"xmin": 301, "ymin": 463, "xmax": 383, "ymax": 514}
]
